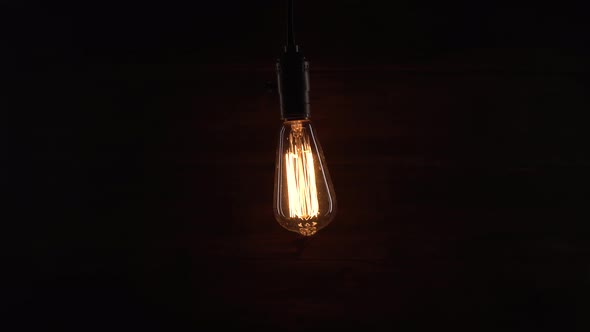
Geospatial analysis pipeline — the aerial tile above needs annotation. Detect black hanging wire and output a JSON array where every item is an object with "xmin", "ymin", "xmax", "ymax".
[{"xmin": 287, "ymin": 0, "xmax": 296, "ymax": 47}]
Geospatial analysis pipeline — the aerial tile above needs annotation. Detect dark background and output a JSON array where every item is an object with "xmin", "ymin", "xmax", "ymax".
[{"xmin": 4, "ymin": 0, "xmax": 590, "ymax": 331}]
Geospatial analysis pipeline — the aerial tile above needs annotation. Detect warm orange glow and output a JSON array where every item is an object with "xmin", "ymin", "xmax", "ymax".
[{"xmin": 284, "ymin": 122, "xmax": 319, "ymax": 220}]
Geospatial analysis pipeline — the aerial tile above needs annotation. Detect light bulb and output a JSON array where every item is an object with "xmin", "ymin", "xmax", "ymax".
[
  {"xmin": 273, "ymin": 0, "xmax": 336, "ymax": 236},
  {"xmin": 274, "ymin": 119, "xmax": 336, "ymax": 236}
]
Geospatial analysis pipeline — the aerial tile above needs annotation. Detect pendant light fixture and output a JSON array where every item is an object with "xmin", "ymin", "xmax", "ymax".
[{"xmin": 273, "ymin": 0, "xmax": 337, "ymax": 236}]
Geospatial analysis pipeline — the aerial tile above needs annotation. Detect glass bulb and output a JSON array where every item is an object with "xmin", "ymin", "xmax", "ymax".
[{"xmin": 274, "ymin": 119, "xmax": 336, "ymax": 236}]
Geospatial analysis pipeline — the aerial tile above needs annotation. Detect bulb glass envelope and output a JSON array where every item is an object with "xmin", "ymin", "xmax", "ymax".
[{"xmin": 274, "ymin": 120, "xmax": 336, "ymax": 236}]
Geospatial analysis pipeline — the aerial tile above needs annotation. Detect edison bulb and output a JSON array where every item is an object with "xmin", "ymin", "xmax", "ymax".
[
  {"xmin": 273, "ymin": 1, "xmax": 335, "ymax": 236},
  {"xmin": 274, "ymin": 119, "xmax": 336, "ymax": 236}
]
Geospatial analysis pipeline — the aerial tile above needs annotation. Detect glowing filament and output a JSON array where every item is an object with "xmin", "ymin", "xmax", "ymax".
[{"xmin": 285, "ymin": 124, "xmax": 319, "ymax": 220}]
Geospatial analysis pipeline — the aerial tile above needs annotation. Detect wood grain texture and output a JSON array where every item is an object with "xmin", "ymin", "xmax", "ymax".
[{"xmin": 10, "ymin": 59, "xmax": 589, "ymax": 331}]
